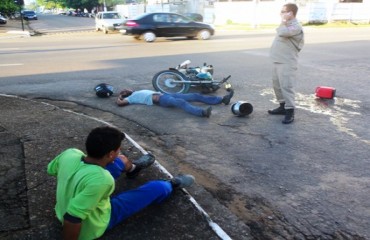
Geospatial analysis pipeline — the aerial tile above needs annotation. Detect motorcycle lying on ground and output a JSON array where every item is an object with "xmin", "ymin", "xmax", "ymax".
[{"xmin": 152, "ymin": 60, "xmax": 232, "ymax": 94}]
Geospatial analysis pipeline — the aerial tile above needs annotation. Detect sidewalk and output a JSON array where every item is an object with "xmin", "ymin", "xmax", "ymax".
[
  {"xmin": 0, "ymin": 19, "xmax": 33, "ymax": 38},
  {"xmin": 0, "ymin": 95, "xmax": 227, "ymax": 239}
]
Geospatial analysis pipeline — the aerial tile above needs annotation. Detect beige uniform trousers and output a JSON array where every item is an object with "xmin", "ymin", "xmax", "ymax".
[{"xmin": 272, "ymin": 62, "xmax": 297, "ymax": 109}]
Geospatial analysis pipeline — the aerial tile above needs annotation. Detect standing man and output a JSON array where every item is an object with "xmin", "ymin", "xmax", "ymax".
[
  {"xmin": 268, "ymin": 3, "xmax": 304, "ymax": 124},
  {"xmin": 47, "ymin": 126, "xmax": 194, "ymax": 239}
]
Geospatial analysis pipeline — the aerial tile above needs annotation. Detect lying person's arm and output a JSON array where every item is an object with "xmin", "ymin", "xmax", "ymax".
[{"xmin": 116, "ymin": 96, "xmax": 129, "ymax": 106}]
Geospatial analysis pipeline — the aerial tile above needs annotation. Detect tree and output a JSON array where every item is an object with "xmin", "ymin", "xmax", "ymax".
[
  {"xmin": 36, "ymin": 0, "xmax": 66, "ymax": 10},
  {"xmin": 59, "ymin": 0, "xmax": 99, "ymax": 12},
  {"xmin": 33, "ymin": 0, "xmax": 108, "ymax": 12},
  {"xmin": 0, "ymin": 0, "xmax": 20, "ymax": 17},
  {"xmin": 80, "ymin": 0, "xmax": 99, "ymax": 11}
]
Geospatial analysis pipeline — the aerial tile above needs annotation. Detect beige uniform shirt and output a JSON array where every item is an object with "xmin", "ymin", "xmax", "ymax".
[{"xmin": 270, "ymin": 18, "xmax": 304, "ymax": 64}]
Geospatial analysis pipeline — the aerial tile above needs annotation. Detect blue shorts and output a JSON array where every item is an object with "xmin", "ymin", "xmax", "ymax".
[{"xmin": 105, "ymin": 158, "xmax": 173, "ymax": 230}]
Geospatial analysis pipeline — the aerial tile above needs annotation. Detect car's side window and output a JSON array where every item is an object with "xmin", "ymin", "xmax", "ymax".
[
  {"xmin": 153, "ymin": 14, "xmax": 171, "ymax": 23},
  {"xmin": 171, "ymin": 15, "xmax": 188, "ymax": 23}
]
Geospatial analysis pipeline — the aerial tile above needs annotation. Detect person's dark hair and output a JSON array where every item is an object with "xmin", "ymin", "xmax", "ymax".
[
  {"xmin": 120, "ymin": 89, "xmax": 134, "ymax": 98},
  {"xmin": 284, "ymin": 3, "xmax": 298, "ymax": 17},
  {"xmin": 85, "ymin": 126, "xmax": 125, "ymax": 159}
]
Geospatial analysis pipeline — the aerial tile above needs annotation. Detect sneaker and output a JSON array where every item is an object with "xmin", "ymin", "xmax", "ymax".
[
  {"xmin": 171, "ymin": 175, "xmax": 195, "ymax": 189},
  {"xmin": 126, "ymin": 153, "xmax": 155, "ymax": 179},
  {"xmin": 222, "ymin": 89, "xmax": 234, "ymax": 105},
  {"xmin": 202, "ymin": 106, "xmax": 212, "ymax": 118}
]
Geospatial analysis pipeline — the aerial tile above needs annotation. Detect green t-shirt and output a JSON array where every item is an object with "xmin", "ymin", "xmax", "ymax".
[{"xmin": 47, "ymin": 148, "xmax": 115, "ymax": 240}]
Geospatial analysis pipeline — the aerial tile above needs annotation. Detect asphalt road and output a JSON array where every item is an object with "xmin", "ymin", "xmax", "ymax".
[
  {"xmin": 1, "ymin": 16, "xmax": 370, "ymax": 239},
  {"xmin": 28, "ymin": 13, "xmax": 95, "ymax": 33}
]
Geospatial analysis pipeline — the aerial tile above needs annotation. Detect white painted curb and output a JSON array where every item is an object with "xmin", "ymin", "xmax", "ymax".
[{"xmin": 6, "ymin": 30, "xmax": 31, "ymax": 37}]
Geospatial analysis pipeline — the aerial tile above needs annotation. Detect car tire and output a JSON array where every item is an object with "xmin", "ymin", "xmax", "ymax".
[
  {"xmin": 197, "ymin": 29, "xmax": 211, "ymax": 40},
  {"xmin": 142, "ymin": 31, "xmax": 156, "ymax": 42}
]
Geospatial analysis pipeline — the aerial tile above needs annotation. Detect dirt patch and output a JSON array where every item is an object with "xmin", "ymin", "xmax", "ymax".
[{"xmin": 0, "ymin": 128, "xmax": 29, "ymax": 231}]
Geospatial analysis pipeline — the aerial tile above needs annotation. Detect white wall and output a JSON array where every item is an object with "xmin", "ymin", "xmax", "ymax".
[
  {"xmin": 214, "ymin": 1, "xmax": 283, "ymax": 25},
  {"xmin": 116, "ymin": 1, "xmax": 370, "ymax": 24},
  {"xmin": 213, "ymin": 1, "xmax": 370, "ymax": 25},
  {"xmin": 115, "ymin": 4, "xmax": 146, "ymax": 18}
]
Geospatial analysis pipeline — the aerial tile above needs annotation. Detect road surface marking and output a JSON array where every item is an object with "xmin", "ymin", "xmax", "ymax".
[
  {"xmin": 0, "ymin": 48, "xmax": 20, "ymax": 51},
  {"xmin": 0, "ymin": 64, "xmax": 23, "ymax": 67}
]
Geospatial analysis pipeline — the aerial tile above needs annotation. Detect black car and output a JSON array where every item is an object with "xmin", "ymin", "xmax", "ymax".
[
  {"xmin": 22, "ymin": 10, "xmax": 38, "ymax": 20},
  {"xmin": 120, "ymin": 12, "xmax": 214, "ymax": 42},
  {"xmin": 0, "ymin": 14, "xmax": 7, "ymax": 24}
]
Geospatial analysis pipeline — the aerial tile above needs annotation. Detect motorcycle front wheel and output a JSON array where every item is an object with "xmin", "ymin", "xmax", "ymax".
[{"xmin": 152, "ymin": 70, "xmax": 190, "ymax": 94}]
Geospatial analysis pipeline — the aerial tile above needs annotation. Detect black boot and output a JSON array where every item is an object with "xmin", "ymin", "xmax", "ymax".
[
  {"xmin": 282, "ymin": 109, "xmax": 294, "ymax": 124},
  {"xmin": 222, "ymin": 89, "xmax": 234, "ymax": 105},
  {"xmin": 268, "ymin": 103, "xmax": 286, "ymax": 115}
]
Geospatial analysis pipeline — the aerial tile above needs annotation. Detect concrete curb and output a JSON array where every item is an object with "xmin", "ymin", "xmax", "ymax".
[{"xmin": 6, "ymin": 30, "xmax": 31, "ymax": 36}]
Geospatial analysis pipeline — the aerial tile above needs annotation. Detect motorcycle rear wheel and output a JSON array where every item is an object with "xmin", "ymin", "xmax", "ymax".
[{"xmin": 152, "ymin": 70, "xmax": 190, "ymax": 94}]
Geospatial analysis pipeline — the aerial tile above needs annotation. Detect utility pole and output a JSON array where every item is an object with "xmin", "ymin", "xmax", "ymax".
[{"xmin": 14, "ymin": 0, "xmax": 25, "ymax": 31}]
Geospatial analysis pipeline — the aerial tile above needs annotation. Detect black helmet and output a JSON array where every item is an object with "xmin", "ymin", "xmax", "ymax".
[{"xmin": 94, "ymin": 83, "xmax": 114, "ymax": 98}]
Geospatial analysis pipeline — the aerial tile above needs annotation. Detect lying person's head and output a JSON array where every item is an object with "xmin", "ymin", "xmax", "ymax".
[{"xmin": 119, "ymin": 89, "xmax": 134, "ymax": 99}]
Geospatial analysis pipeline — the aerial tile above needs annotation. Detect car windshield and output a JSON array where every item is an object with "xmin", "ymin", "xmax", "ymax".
[
  {"xmin": 103, "ymin": 13, "xmax": 121, "ymax": 19},
  {"xmin": 24, "ymin": 11, "xmax": 35, "ymax": 14}
]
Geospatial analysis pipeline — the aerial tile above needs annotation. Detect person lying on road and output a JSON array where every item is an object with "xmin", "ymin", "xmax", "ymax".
[{"xmin": 116, "ymin": 89, "xmax": 234, "ymax": 118}]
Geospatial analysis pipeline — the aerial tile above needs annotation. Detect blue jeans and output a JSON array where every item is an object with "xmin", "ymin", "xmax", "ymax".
[
  {"xmin": 158, "ymin": 93, "xmax": 223, "ymax": 117},
  {"xmin": 105, "ymin": 158, "xmax": 172, "ymax": 230}
]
